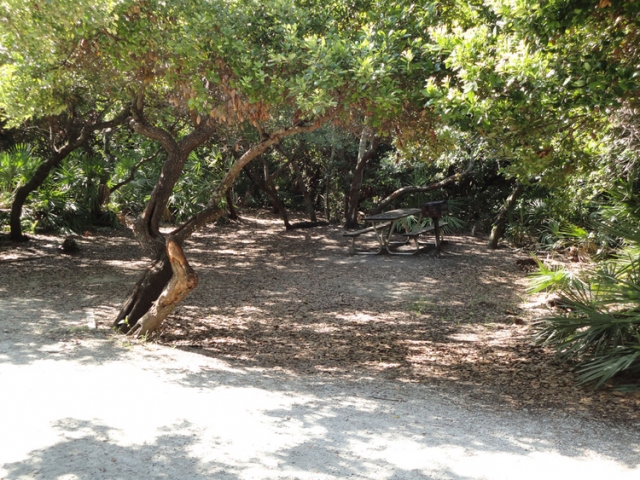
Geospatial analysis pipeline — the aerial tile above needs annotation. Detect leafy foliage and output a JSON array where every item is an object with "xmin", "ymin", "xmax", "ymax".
[
  {"xmin": 0, "ymin": 143, "xmax": 40, "ymax": 206},
  {"xmin": 533, "ymin": 188, "xmax": 640, "ymax": 389}
]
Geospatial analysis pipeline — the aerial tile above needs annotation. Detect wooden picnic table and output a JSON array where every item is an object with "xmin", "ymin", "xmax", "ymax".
[
  {"xmin": 361, "ymin": 208, "xmax": 421, "ymax": 255},
  {"xmin": 344, "ymin": 204, "xmax": 449, "ymax": 255}
]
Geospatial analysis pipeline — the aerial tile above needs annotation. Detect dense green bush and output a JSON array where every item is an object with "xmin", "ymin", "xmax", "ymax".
[{"xmin": 533, "ymin": 184, "xmax": 640, "ymax": 390}]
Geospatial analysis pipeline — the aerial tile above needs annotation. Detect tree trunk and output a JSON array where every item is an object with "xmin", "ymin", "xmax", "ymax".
[
  {"xmin": 113, "ymin": 103, "xmax": 215, "ymax": 333},
  {"xmin": 119, "ymin": 240, "xmax": 198, "ymax": 337},
  {"xmin": 324, "ymin": 133, "xmax": 337, "ymax": 221},
  {"xmin": 225, "ymin": 189, "xmax": 239, "ymax": 220},
  {"xmin": 275, "ymin": 145, "xmax": 317, "ymax": 222},
  {"xmin": 344, "ymin": 132, "xmax": 377, "ymax": 229},
  {"xmin": 113, "ymin": 253, "xmax": 173, "ymax": 333},
  {"xmin": 488, "ymin": 181, "xmax": 524, "ymax": 250},
  {"xmin": 243, "ymin": 162, "xmax": 292, "ymax": 229},
  {"xmin": 114, "ymin": 111, "xmax": 334, "ymax": 334},
  {"xmin": 10, "ymin": 152, "xmax": 67, "ymax": 241}
]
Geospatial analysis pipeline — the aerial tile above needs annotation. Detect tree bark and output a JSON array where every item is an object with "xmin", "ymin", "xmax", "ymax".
[
  {"xmin": 344, "ymin": 132, "xmax": 377, "ymax": 229},
  {"xmin": 114, "ymin": 112, "xmax": 334, "ymax": 334},
  {"xmin": 123, "ymin": 240, "xmax": 198, "ymax": 337},
  {"xmin": 113, "ymin": 253, "xmax": 173, "ymax": 333},
  {"xmin": 488, "ymin": 181, "xmax": 525, "ymax": 250}
]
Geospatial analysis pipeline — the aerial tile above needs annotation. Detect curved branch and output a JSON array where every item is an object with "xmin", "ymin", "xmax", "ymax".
[
  {"xmin": 172, "ymin": 111, "xmax": 335, "ymax": 242},
  {"xmin": 130, "ymin": 115, "xmax": 180, "ymax": 156},
  {"xmin": 370, "ymin": 159, "xmax": 475, "ymax": 215},
  {"xmin": 107, "ymin": 149, "xmax": 162, "ymax": 197}
]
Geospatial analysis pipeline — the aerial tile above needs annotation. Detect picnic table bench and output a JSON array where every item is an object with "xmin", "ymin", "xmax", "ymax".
[
  {"xmin": 403, "ymin": 221, "xmax": 448, "ymax": 252},
  {"xmin": 343, "ymin": 221, "xmax": 394, "ymax": 255},
  {"xmin": 343, "ymin": 200, "xmax": 450, "ymax": 255}
]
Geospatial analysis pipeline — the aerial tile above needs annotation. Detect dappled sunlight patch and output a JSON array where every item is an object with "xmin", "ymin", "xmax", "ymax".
[
  {"xmin": 2, "ymin": 216, "xmax": 638, "ymax": 421},
  {"xmin": 213, "ymin": 248, "xmax": 250, "ymax": 256},
  {"xmin": 236, "ymin": 305, "xmax": 265, "ymax": 316},
  {"xmin": 309, "ymin": 322, "xmax": 341, "ymax": 334},
  {"xmin": 335, "ymin": 312, "xmax": 381, "ymax": 324},
  {"xmin": 363, "ymin": 361, "xmax": 403, "ymax": 370},
  {"xmin": 101, "ymin": 259, "xmax": 148, "ymax": 270}
]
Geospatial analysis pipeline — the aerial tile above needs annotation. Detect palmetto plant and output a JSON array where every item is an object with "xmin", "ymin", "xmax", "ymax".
[
  {"xmin": 394, "ymin": 199, "xmax": 466, "ymax": 234},
  {"xmin": 533, "ymin": 185, "xmax": 640, "ymax": 389},
  {"xmin": 0, "ymin": 144, "xmax": 40, "ymax": 207}
]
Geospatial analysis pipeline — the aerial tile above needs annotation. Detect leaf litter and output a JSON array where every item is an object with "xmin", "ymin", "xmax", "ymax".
[{"xmin": 1, "ymin": 211, "xmax": 638, "ymax": 424}]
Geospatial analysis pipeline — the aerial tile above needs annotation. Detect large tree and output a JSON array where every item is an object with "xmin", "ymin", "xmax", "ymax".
[{"xmin": 2, "ymin": 0, "xmax": 443, "ymax": 334}]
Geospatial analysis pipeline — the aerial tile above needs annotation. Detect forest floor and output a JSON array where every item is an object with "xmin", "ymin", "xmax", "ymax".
[{"xmin": 1, "ymin": 211, "xmax": 639, "ymax": 478}]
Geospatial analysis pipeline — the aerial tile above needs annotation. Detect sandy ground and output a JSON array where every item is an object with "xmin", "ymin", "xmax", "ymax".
[
  {"xmin": 1, "ymin": 314, "xmax": 639, "ymax": 480},
  {"xmin": 1, "ymin": 214, "xmax": 639, "ymax": 479}
]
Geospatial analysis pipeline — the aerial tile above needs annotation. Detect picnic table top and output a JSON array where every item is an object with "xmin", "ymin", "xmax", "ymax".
[{"xmin": 363, "ymin": 208, "xmax": 421, "ymax": 222}]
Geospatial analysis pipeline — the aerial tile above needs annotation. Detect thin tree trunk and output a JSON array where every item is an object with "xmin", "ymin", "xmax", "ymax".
[
  {"xmin": 344, "ymin": 131, "xmax": 377, "ymax": 229},
  {"xmin": 10, "ymin": 152, "xmax": 67, "ymax": 241},
  {"xmin": 275, "ymin": 145, "xmax": 317, "ymax": 222},
  {"xmin": 244, "ymin": 162, "xmax": 291, "ymax": 229},
  {"xmin": 225, "ymin": 189, "xmax": 239, "ymax": 220},
  {"xmin": 324, "ymin": 132, "xmax": 337, "ymax": 221},
  {"xmin": 488, "ymin": 182, "xmax": 524, "ymax": 250}
]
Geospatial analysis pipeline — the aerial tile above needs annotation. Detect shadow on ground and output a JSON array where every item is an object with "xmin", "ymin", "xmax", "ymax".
[
  {"xmin": 1, "ymin": 214, "xmax": 638, "ymax": 422},
  {"xmin": 3, "ymin": 362, "xmax": 638, "ymax": 480}
]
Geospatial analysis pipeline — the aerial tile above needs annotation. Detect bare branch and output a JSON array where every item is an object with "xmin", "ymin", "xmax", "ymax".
[
  {"xmin": 370, "ymin": 158, "xmax": 475, "ymax": 215},
  {"xmin": 171, "ymin": 110, "xmax": 336, "ymax": 242}
]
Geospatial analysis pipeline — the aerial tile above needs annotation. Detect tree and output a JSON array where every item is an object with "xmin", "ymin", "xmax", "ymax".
[
  {"xmin": 3, "ymin": 0, "xmax": 496, "ymax": 334},
  {"xmin": 7, "ymin": 108, "xmax": 129, "ymax": 240},
  {"xmin": 0, "ymin": 1, "xmax": 133, "ymax": 239}
]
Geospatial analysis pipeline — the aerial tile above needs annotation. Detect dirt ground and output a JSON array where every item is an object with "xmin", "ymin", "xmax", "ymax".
[{"xmin": 1, "ymin": 211, "xmax": 639, "ymax": 424}]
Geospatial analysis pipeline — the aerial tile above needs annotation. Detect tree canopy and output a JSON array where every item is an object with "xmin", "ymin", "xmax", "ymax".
[{"xmin": 1, "ymin": 0, "xmax": 640, "ymax": 388}]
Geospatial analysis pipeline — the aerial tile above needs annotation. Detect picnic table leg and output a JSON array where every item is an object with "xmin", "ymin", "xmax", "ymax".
[
  {"xmin": 387, "ymin": 219, "xmax": 420, "ymax": 255},
  {"xmin": 434, "ymin": 217, "xmax": 441, "ymax": 250},
  {"xmin": 400, "ymin": 217, "xmax": 420, "ymax": 253},
  {"xmin": 361, "ymin": 222, "xmax": 386, "ymax": 254}
]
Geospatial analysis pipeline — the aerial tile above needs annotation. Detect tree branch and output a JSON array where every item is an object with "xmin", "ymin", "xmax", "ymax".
[
  {"xmin": 109, "ymin": 148, "xmax": 162, "ymax": 194},
  {"xmin": 171, "ymin": 111, "xmax": 335, "ymax": 242},
  {"xmin": 370, "ymin": 158, "xmax": 475, "ymax": 215}
]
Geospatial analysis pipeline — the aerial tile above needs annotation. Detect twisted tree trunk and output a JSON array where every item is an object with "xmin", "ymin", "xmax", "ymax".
[
  {"xmin": 115, "ymin": 109, "xmax": 334, "ymax": 335},
  {"xmin": 113, "ymin": 100, "xmax": 215, "ymax": 334},
  {"xmin": 124, "ymin": 240, "xmax": 198, "ymax": 336}
]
